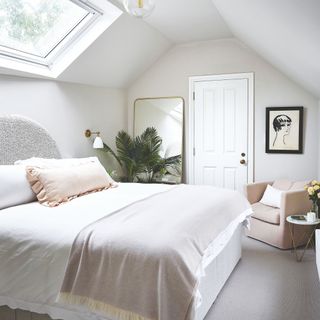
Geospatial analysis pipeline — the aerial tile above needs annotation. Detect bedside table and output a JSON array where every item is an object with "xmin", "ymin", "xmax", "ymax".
[{"xmin": 286, "ymin": 215, "xmax": 320, "ymax": 262}]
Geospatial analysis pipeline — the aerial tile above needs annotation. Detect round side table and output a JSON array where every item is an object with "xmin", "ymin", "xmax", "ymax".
[{"xmin": 286, "ymin": 215, "xmax": 320, "ymax": 262}]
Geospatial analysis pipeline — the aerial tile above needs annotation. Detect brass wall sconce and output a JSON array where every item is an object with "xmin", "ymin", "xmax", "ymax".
[{"xmin": 85, "ymin": 129, "xmax": 104, "ymax": 149}]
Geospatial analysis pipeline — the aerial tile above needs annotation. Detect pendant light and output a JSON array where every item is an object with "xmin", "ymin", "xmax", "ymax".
[{"xmin": 123, "ymin": 0, "xmax": 155, "ymax": 18}]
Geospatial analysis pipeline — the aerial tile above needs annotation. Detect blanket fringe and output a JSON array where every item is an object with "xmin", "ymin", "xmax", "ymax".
[{"xmin": 58, "ymin": 292, "xmax": 152, "ymax": 320}]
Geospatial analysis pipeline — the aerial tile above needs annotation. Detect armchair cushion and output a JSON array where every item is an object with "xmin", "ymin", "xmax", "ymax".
[
  {"xmin": 251, "ymin": 202, "xmax": 280, "ymax": 225},
  {"xmin": 244, "ymin": 181, "xmax": 273, "ymax": 204},
  {"xmin": 260, "ymin": 184, "xmax": 283, "ymax": 208}
]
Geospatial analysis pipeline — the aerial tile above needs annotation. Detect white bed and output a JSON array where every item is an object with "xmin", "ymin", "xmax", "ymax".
[
  {"xmin": 0, "ymin": 183, "xmax": 247, "ymax": 320},
  {"xmin": 0, "ymin": 115, "xmax": 250, "ymax": 320}
]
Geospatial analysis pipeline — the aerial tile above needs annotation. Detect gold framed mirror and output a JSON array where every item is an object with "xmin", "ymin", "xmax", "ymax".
[{"xmin": 134, "ymin": 97, "xmax": 184, "ymax": 184}]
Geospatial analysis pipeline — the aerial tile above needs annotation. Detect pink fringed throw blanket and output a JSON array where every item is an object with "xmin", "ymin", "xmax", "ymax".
[{"xmin": 58, "ymin": 185, "xmax": 251, "ymax": 320}]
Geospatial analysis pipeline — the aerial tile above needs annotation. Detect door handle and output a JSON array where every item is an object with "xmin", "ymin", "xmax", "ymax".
[{"xmin": 240, "ymin": 159, "xmax": 246, "ymax": 165}]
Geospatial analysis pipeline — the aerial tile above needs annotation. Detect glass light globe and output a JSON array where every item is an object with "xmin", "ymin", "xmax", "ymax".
[{"xmin": 123, "ymin": 0, "xmax": 155, "ymax": 18}]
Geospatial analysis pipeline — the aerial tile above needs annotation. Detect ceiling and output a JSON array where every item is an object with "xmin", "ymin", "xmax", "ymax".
[
  {"xmin": 143, "ymin": 0, "xmax": 232, "ymax": 43},
  {"xmin": 59, "ymin": 0, "xmax": 233, "ymax": 87},
  {"xmin": 0, "ymin": 0, "xmax": 319, "ymax": 99},
  {"xmin": 212, "ymin": 0, "xmax": 320, "ymax": 98},
  {"xmin": 59, "ymin": 13, "xmax": 171, "ymax": 88},
  {"xmin": 0, "ymin": 0, "xmax": 233, "ymax": 88}
]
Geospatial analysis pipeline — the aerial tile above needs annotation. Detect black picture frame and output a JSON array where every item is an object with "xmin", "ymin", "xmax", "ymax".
[{"xmin": 266, "ymin": 106, "xmax": 303, "ymax": 154}]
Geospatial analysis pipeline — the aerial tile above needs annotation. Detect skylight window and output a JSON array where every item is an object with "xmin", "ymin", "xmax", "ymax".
[{"xmin": 0, "ymin": 0, "xmax": 122, "ymax": 77}]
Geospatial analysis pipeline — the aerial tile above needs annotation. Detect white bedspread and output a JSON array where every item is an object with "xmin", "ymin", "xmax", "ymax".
[{"xmin": 0, "ymin": 183, "xmax": 250, "ymax": 320}]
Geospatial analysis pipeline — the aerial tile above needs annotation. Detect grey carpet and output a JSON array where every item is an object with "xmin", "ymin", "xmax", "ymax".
[{"xmin": 205, "ymin": 236, "xmax": 320, "ymax": 320}]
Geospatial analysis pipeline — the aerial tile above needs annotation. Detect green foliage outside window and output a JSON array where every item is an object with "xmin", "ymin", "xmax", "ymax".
[{"xmin": 0, "ymin": 0, "xmax": 63, "ymax": 44}]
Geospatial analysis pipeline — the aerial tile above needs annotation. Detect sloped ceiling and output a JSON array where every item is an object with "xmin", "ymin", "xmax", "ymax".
[
  {"xmin": 1, "ymin": 0, "xmax": 318, "ymax": 96},
  {"xmin": 59, "ymin": 0, "xmax": 233, "ymax": 87},
  {"xmin": 212, "ymin": 0, "xmax": 320, "ymax": 99},
  {"xmin": 0, "ymin": 3, "xmax": 172, "ymax": 89},
  {"xmin": 0, "ymin": 0, "xmax": 232, "ymax": 88},
  {"xmin": 58, "ymin": 13, "xmax": 171, "ymax": 88},
  {"xmin": 143, "ymin": 0, "xmax": 232, "ymax": 43}
]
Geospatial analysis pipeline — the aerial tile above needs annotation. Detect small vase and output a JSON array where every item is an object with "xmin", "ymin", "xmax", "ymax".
[{"xmin": 311, "ymin": 202, "xmax": 319, "ymax": 219}]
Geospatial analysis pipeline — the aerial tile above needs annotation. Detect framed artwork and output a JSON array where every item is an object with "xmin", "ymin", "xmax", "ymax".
[{"xmin": 266, "ymin": 106, "xmax": 303, "ymax": 154}]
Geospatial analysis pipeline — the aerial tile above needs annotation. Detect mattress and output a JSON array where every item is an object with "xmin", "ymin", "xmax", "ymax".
[{"xmin": 0, "ymin": 183, "xmax": 249, "ymax": 320}]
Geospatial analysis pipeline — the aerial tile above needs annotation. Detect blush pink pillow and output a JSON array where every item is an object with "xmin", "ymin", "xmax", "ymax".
[{"xmin": 26, "ymin": 161, "xmax": 117, "ymax": 207}]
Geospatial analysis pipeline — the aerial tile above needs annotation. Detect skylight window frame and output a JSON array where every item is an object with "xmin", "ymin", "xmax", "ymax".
[
  {"xmin": 0, "ymin": 12, "xmax": 92, "ymax": 61},
  {"xmin": 0, "ymin": 0, "xmax": 101, "ymax": 67},
  {"xmin": 0, "ymin": 0, "xmax": 122, "ymax": 78},
  {"xmin": 45, "ymin": 11, "xmax": 99, "ymax": 66}
]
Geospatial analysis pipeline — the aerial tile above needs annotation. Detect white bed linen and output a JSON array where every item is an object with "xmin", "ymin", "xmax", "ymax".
[
  {"xmin": 0, "ymin": 183, "xmax": 250, "ymax": 320},
  {"xmin": 0, "ymin": 183, "xmax": 172, "ymax": 319}
]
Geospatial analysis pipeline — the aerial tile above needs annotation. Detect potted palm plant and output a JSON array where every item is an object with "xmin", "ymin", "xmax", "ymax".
[{"xmin": 102, "ymin": 127, "xmax": 181, "ymax": 183}]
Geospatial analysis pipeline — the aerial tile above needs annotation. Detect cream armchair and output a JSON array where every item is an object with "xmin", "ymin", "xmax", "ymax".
[{"xmin": 245, "ymin": 180, "xmax": 311, "ymax": 249}]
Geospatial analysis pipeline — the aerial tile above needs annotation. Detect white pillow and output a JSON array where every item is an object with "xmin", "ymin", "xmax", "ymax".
[
  {"xmin": 260, "ymin": 184, "xmax": 283, "ymax": 208},
  {"xmin": 0, "ymin": 165, "xmax": 36, "ymax": 210}
]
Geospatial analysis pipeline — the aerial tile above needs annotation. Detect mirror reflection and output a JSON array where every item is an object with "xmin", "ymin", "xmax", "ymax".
[{"xmin": 134, "ymin": 97, "xmax": 184, "ymax": 184}]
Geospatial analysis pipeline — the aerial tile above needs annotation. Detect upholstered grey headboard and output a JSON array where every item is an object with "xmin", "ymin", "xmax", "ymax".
[{"xmin": 0, "ymin": 115, "xmax": 60, "ymax": 165}]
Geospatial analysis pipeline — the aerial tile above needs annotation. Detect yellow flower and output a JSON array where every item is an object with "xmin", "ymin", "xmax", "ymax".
[
  {"xmin": 308, "ymin": 187, "xmax": 315, "ymax": 195},
  {"xmin": 314, "ymin": 185, "xmax": 320, "ymax": 191},
  {"xmin": 312, "ymin": 180, "xmax": 318, "ymax": 186}
]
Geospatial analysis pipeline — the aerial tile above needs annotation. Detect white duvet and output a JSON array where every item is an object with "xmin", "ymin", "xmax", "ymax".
[
  {"xmin": 0, "ymin": 183, "xmax": 250, "ymax": 320},
  {"xmin": 0, "ymin": 183, "xmax": 175, "ymax": 319}
]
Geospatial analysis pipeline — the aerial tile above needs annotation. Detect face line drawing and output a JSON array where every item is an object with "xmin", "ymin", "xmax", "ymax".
[{"xmin": 272, "ymin": 114, "xmax": 292, "ymax": 147}]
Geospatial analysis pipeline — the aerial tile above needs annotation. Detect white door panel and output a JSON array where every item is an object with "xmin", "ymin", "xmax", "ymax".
[{"xmin": 193, "ymin": 79, "xmax": 248, "ymax": 191}]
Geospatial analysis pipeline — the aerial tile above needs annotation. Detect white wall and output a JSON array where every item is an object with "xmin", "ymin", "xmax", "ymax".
[
  {"xmin": 128, "ymin": 39, "xmax": 319, "ymax": 182},
  {"xmin": 0, "ymin": 75, "xmax": 127, "ymax": 171}
]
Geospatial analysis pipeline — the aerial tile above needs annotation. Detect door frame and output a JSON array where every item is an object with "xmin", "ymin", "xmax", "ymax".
[{"xmin": 187, "ymin": 72, "xmax": 255, "ymax": 185}]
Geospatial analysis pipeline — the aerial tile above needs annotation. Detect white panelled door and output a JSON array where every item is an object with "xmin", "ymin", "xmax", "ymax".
[{"xmin": 193, "ymin": 78, "xmax": 249, "ymax": 191}]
